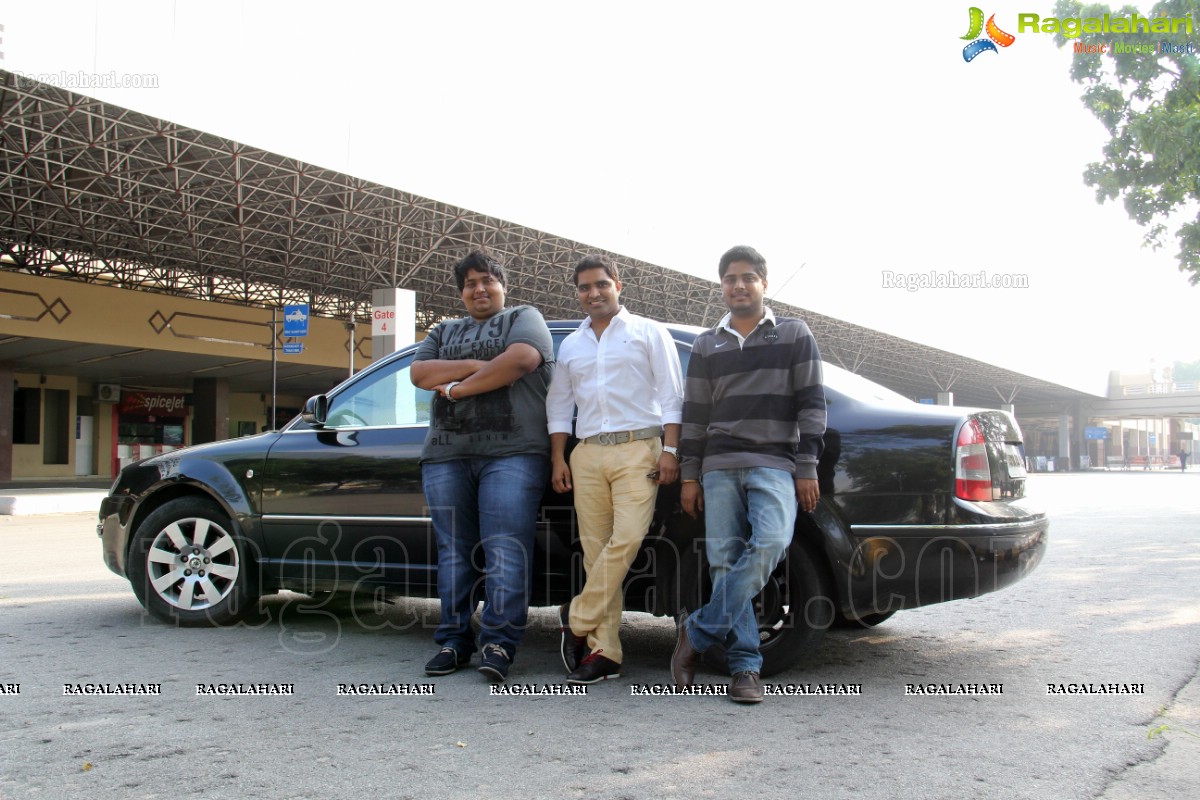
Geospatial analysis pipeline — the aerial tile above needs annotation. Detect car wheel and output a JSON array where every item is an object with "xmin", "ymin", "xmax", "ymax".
[
  {"xmin": 677, "ymin": 536, "xmax": 834, "ymax": 678},
  {"xmin": 833, "ymin": 609, "xmax": 898, "ymax": 629},
  {"xmin": 755, "ymin": 538, "xmax": 835, "ymax": 676},
  {"xmin": 127, "ymin": 497, "xmax": 258, "ymax": 626}
]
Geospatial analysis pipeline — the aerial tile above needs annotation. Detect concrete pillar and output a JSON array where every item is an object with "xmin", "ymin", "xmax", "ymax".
[
  {"xmin": 1070, "ymin": 401, "xmax": 1088, "ymax": 471},
  {"xmin": 0, "ymin": 365, "xmax": 12, "ymax": 480},
  {"xmin": 1058, "ymin": 414, "xmax": 1071, "ymax": 471},
  {"xmin": 192, "ymin": 378, "xmax": 230, "ymax": 444},
  {"xmin": 371, "ymin": 287, "xmax": 417, "ymax": 358},
  {"xmin": 937, "ymin": 392, "xmax": 954, "ymax": 406}
]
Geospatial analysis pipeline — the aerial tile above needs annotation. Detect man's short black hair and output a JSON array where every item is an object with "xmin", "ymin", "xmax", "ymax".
[
  {"xmin": 718, "ymin": 245, "xmax": 767, "ymax": 280},
  {"xmin": 453, "ymin": 250, "xmax": 507, "ymax": 292},
  {"xmin": 573, "ymin": 253, "xmax": 620, "ymax": 285}
]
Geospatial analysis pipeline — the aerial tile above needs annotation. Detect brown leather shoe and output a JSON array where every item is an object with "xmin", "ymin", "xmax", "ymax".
[
  {"xmin": 670, "ymin": 610, "xmax": 700, "ymax": 688},
  {"xmin": 729, "ymin": 671, "xmax": 764, "ymax": 704}
]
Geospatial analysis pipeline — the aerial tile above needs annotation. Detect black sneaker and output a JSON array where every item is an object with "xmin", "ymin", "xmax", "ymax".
[
  {"xmin": 424, "ymin": 647, "xmax": 469, "ymax": 676},
  {"xmin": 478, "ymin": 643, "xmax": 512, "ymax": 683},
  {"xmin": 559, "ymin": 603, "xmax": 587, "ymax": 672},
  {"xmin": 566, "ymin": 651, "xmax": 621, "ymax": 685}
]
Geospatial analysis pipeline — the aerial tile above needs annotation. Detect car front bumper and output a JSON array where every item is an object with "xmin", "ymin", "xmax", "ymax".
[{"xmin": 97, "ymin": 494, "xmax": 136, "ymax": 578}]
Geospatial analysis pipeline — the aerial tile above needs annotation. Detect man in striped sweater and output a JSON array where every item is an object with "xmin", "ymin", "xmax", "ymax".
[{"xmin": 670, "ymin": 245, "xmax": 826, "ymax": 704}]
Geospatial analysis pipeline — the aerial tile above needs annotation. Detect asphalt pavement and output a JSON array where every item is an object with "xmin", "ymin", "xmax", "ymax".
[{"xmin": 0, "ymin": 470, "xmax": 1195, "ymax": 800}]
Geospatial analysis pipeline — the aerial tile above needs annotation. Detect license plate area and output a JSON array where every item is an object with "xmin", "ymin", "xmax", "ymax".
[{"xmin": 1003, "ymin": 444, "xmax": 1027, "ymax": 478}]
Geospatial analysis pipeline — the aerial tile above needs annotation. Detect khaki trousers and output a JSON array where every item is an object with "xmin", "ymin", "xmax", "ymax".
[{"xmin": 566, "ymin": 437, "xmax": 661, "ymax": 664}]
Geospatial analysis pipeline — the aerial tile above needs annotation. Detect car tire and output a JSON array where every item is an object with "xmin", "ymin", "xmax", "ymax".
[
  {"xmin": 676, "ymin": 536, "xmax": 834, "ymax": 678},
  {"xmin": 127, "ymin": 497, "xmax": 258, "ymax": 626},
  {"xmin": 833, "ymin": 609, "xmax": 898, "ymax": 629},
  {"xmin": 674, "ymin": 530, "xmax": 708, "ymax": 616}
]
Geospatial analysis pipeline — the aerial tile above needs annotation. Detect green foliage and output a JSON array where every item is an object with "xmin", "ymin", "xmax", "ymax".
[
  {"xmin": 1173, "ymin": 358, "xmax": 1200, "ymax": 380},
  {"xmin": 1147, "ymin": 722, "xmax": 1200, "ymax": 739},
  {"xmin": 1147, "ymin": 704, "xmax": 1200, "ymax": 739},
  {"xmin": 1053, "ymin": 1, "xmax": 1200, "ymax": 283}
]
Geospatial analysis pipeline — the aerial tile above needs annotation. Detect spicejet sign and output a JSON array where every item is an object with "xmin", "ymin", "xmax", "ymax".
[{"xmin": 119, "ymin": 392, "xmax": 189, "ymax": 417}]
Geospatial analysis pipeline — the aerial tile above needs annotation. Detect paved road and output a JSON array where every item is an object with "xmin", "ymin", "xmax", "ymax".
[{"xmin": 1, "ymin": 473, "xmax": 1197, "ymax": 799}]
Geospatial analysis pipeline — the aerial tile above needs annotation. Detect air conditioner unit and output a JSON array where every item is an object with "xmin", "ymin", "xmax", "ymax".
[{"xmin": 97, "ymin": 383, "xmax": 121, "ymax": 403}]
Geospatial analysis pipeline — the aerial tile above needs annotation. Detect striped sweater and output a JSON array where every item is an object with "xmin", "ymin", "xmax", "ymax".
[{"xmin": 680, "ymin": 314, "xmax": 826, "ymax": 481}]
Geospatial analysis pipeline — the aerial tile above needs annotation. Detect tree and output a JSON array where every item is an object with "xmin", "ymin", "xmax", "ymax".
[
  {"xmin": 1174, "ymin": 358, "xmax": 1200, "ymax": 381},
  {"xmin": 1053, "ymin": 1, "xmax": 1200, "ymax": 283}
]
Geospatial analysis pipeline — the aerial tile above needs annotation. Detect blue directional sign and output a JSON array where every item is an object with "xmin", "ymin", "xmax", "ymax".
[
  {"xmin": 283, "ymin": 304, "xmax": 309, "ymax": 337},
  {"xmin": 282, "ymin": 342, "xmax": 303, "ymax": 355},
  {"xmin": 1084, "ymin": 426, "xmax": 1109, "ymax": 440}
]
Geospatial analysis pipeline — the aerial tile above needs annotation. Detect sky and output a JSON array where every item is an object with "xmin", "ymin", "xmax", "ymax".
[{"xmin": 1, "ymin": 0, "xmax": 1197, "ymax": 396}]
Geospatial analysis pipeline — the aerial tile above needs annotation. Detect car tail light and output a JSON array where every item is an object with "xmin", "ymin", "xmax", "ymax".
[{"xmin": 955, "ymin": 418, "xmax": 993, "ymax": 501}]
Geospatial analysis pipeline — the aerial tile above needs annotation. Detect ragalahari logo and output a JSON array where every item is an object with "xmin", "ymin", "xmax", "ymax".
[{"xmin": 961, "ymin": 7, "xmax": 1016, "ymax": 61}]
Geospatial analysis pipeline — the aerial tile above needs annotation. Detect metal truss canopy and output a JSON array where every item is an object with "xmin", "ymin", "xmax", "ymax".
[{"xmin": 0, "ymin": 69, "xmax": 1091, "ymax": 409}]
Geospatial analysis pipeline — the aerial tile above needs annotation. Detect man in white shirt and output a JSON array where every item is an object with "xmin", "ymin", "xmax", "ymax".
[{"xmin": 546, "ymin": 254, "xmax": 684, "ymax": 685}]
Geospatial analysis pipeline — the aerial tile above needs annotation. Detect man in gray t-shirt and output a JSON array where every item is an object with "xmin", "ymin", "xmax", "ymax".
[
  {"xmin": 411, "ymin": 250, "xmax": 554, "ymax": 683},
  {"xmin": 416, "ymin": 304, "xmax": 553, "ymax": 462}
]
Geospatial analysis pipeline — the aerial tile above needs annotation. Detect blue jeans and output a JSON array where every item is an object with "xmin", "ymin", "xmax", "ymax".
[
  {"xmin": 685, "ymin": 467, "xmax": 796, "ymax": 674},
  {"xmin": 422, "ymin": 454, "xmax": 549, "ymax": 658}
]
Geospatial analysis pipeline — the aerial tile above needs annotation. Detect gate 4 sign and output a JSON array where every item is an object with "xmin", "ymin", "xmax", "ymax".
[{"xmin": 372, "ymin": 306, "xmax": 395, "ymax": 336}]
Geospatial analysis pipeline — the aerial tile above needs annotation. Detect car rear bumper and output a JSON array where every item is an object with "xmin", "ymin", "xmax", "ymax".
[{"xmin": 842, "ymin": 514, "xmax": 1048, "ymax": 613}]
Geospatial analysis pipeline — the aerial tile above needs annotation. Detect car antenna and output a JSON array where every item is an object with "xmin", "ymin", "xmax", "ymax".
[
  {"xmin": 701, "ymin": 261, "xmax": 806, "ymax": 327},
  {"xmin": 767, "ymin": 262, "xmax": 805, "ymax": 304}
]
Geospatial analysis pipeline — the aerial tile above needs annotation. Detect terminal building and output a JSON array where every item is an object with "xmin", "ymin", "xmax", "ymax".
[{"xmin": 1, "ymin": 69, "xmax": 1196, "ymax": 481}]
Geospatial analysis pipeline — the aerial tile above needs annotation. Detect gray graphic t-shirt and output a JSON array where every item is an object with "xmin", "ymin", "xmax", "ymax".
[{"xmin": 415, "ymin": 305, "xmax": 554, "ymax": 463}]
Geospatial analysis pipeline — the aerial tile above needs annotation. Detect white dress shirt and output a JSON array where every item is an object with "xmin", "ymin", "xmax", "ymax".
[{"xmin": 546, "ymin": 307, "xmax": 683, "ymax": 439}]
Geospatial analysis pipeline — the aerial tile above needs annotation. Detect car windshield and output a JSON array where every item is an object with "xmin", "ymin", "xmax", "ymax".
[{"xmin": 822, "ymin": 362, "xmax": 913, "ymax": 405}]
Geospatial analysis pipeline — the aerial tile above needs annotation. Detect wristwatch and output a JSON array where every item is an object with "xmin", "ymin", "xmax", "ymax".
[
  {"xmin": 444, "ymin": 381, "xmax": 461, "ymax": 402},
  {"xmin": 663, "ymin": 445, "xmax": 681, "ymax": 460}
]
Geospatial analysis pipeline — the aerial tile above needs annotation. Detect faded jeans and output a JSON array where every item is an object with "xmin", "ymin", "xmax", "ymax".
[
  {"xmin": 684, "ymin": 467, "xmax": 796, "ymax": 674},
  {"xmin": 422, "ymin": 454, "xmax": 549, "ymax": 658}
]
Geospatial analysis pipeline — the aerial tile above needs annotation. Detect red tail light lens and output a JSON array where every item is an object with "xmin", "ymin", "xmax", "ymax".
[{"xmin": 955, "ymin": 418, "xmax": 993, "ymax": 501}]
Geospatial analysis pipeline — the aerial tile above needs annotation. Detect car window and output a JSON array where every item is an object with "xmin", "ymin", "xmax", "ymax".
[
  {"xmin": 551, "ymin": 331, "xmax": 567, "ymax": 357},
  {"xmin": 318, "ymin": 327, "xmax": 690, "ymax": 430},
  {"xmin": 325, "ymin": 356, "xmax": 433, "ymax": 427},
  {"xmin": 550, "ymin": 327, "xmax": 693, "ymax": 373}
]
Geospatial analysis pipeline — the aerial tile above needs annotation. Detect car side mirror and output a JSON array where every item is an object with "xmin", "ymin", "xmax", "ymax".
[{"xmin": 301, "ymin": 394, "xmax": 329, "ymax": 427}]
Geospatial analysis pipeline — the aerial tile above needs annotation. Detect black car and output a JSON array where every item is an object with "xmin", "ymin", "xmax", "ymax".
[{"xmin": 98, "ymin": 322, "xmax": 1048, "ymax": 676}]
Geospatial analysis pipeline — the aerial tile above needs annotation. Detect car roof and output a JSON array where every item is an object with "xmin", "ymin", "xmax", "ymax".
[
  {"xmin": 549, "ymin": 319, "xmax": 910, "ymax": 405},
  {"xmin": 325, "ymin": 316, "xmax": 912, "ymax": 408},
  {"xmin": 546, "ymin": 319, "xmax": 703, "ymax": 343}
]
